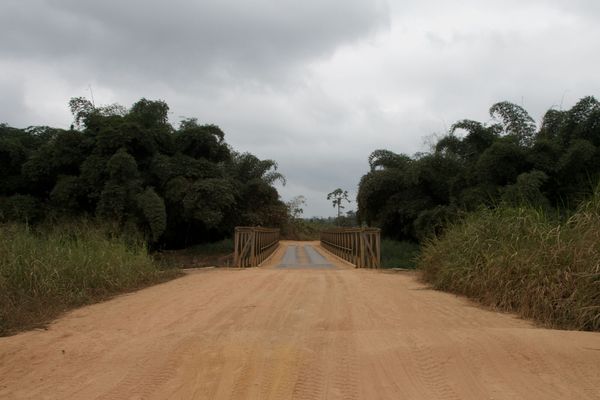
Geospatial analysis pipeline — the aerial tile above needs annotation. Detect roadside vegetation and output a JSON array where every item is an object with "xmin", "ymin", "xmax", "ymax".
[
  {"xmin": 358, "ymin": 96, "xmax": 600, "ymax": 242},
  {"xmin": 381, "ymin": 240, "xmax": 419, "ymax": 269},
  {"xmin": 358, "ymin": 95, "xmax": 600, "ymax": 330},
  {"xmin": 419, "ymin": 193, "xmax": 600, "ymax": 331},
  {"xmin": 154, "ymin": 238, "xmax": 235, "ymax": 269},
  {"xmin": 0, "ymin": 97, "xmax": 290, "ymax": 335},
  {"xmin": 0, "ymin": 97, "xmax": 288, "ymax": 249},
  {"xmin": 4, "ymin": 93, "xmax": 600, "ymax": 333},
  {"xmin": 0, "ymin": 221, "xmax": 179, "ymax": 336}
]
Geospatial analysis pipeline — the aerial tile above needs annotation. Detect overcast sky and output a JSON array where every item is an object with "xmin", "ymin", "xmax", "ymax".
[{"xmin": 1, "ymin": 0, "xmax": 599, "ymax": 217}]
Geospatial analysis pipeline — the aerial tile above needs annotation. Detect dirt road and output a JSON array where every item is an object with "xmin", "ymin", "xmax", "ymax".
[{"xmin": 1, "ymin": 241, "xmax": 599, "ymax": 399}]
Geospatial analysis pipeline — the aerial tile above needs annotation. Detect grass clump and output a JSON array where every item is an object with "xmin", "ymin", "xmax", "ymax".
[
  {"xmin": 0, "ymin": 221, "xmax": 179, "ymax": 336},
  {"xmin": 381, "ymin": 240, "xmax": 419, "ymax": 269},
  {"xmin": 419, "ymin": 194, "xmax": 600, "ymax": 331}
]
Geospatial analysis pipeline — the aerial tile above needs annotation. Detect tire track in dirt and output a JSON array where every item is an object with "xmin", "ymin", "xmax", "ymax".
[
  {"xmin": 227, "ymin": 339, "xmax": 257, "ymax": 400},
  {"xmin": 97, "ymin": 337, "xmax": 193, "ymax": 400},
  {"xmin": 227, "ymin": 272, "xmax": 305, "ymax": 400},
  {"xmin": 455, "ymin": 329, "xmax": 522, "ymax": 399},
  {"xmin": 326, "ymin": 272, "xmax": 359, "ymax": 400},
  {"xmin": 291, "ymin": 334, "xmax": 327, "ymax": 400},
  {"xmin": 327, "ymin": 333, "xmax": 359, "ymax": 400},
  {"xmin": 488, "ymin": 329, "xmax": 599, "ymax": 399},
  {"xmin": 290, "ymin": 272, "xmax": 334, "ymax": 400},
  {"xmin": 569, "ymin": 360, "xmax": 600, "ymax": 399},
  {"xmin": 261, "ymin": 272, "xmax": 318, "ymax": 400},
  {"xmin": 1, "ymin": 241, "xmax": 600, "ymax": 400},
  {"xmin": 406, "ymin": 334, "xmax": 462, "ymax": 400},
  {"xmin": 188, "ymin": 343, "xmax": 227, "ymax": 400}
]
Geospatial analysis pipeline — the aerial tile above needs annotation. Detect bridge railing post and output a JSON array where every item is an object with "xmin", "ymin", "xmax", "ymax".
[
  {"xmin": 233, "ymin": 226, "xmax": 280, "ymax": 267},
  {"xmin": 320, "ymin": 227, "xmax": 380, "ymax": 268}
]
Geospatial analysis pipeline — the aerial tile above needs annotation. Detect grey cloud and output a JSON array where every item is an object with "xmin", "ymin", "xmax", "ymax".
[
  {"xmin": 0, "ymin": 78, "xmax": 28, "ymax": 126},
  {"xmin": 1, "ymin": 0, "xmax": 599, "ymax": 216},
  {"xmin": 542, "ymin": 0, "xmax": 600, "ymax": 18},
  {"xmin": 1, "ymin": 0, "xmax": 389, "ymax": 87}
]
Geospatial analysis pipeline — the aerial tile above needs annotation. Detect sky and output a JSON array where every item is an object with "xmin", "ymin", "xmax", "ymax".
[{"xmin": 1, "ymin": 0, "xmax": 600, "ymax": 217}]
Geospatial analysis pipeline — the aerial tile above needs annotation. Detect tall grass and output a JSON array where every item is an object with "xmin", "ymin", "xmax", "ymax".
[
  {"xmin": 0, "ymin": 221, "xmax": 178, "ymax": 336},
  {"xmin": 419, "ymin": 194, "xmax": 600, "ymax": 331}
]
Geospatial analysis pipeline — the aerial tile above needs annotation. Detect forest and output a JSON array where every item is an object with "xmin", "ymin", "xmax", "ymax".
[
  {"xmin": 4, "ymin": 95, "xmax": 600, "ymax": 247},
  {"xmin": 0, "ymin": 97, "xmax": 289, "ymax": 248},
  {"xmin": 357, "ymin": 96, "xmax": 600, "ymax": 242},
  {"xmin": 2, "ymin": 95, "xmax": 600, "ymax": 333}
]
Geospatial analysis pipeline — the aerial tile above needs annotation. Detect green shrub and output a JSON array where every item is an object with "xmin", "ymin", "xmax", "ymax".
[
  {"xmin": 0, "ymin": 221, "xmax": 178, "ymax": 336},
  {"xmin": 186, "ymin": 238, "xmax": 234, "ymax": 255},
  {"xmin": 419, "ymin": 193, "xmax": 600, "ymax": 331},
  {"xmin": 381, "ymin": 240, "xmax": 419, "ymax": 269},
  {"xmin": 0, "ymin": 195, "xmax": 45, "ymax": 223}
]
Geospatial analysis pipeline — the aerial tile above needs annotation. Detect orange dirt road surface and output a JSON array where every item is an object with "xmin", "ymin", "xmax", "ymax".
[{"xmin": 1, "ymin": 241, "xmax": 600, "ymax": 399}]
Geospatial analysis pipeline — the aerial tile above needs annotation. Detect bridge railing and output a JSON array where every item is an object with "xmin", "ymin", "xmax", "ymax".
[
  {"xmin": 320, "ymin": 227, "xmax": 381, "ymax": 268},
  {"xmin": 234, "ymin": 227, "xmax": 280, "ymax": 267}
]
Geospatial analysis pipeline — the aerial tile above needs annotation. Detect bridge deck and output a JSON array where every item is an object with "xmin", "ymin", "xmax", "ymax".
[{"xmin": 277, "ymin": 244, "xmax": 335, "ymax": 269}]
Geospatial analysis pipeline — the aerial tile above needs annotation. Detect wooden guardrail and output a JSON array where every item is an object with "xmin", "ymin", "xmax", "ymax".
[
  {"xmin": 234, "ymin": 227, "xmax": 280, "ymax": 267},
  {"xmin": 320, "ymin": 227, "xmax": 381, "ymax": 268}
]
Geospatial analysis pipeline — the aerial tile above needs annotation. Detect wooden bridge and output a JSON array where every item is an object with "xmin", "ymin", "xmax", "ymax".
[
  {"xmin": 234, "ymin": 226, "xmax": 380, "ymax": 268},
  {"xmin": 320, "ymin": 227, "xmax": 381, "ymax": 268},
  {"xmin": 233, "ymin": 227, "xmax": 280, "ymax": 268}
]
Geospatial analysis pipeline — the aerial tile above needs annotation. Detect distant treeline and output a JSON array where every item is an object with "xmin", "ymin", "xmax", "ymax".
[
  {"xmin": 305, "ymin": 211, "xmax": 357, "ymax": 228},
  {"xmin": 0, "ymin": 98, "xmax": 288, "ymax": 248},
  {"xmin": 358, "ymin": 96, "xmax": 600, "ymax": 241}
]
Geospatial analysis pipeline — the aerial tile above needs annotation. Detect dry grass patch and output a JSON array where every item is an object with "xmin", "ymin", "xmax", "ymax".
[
  {"xmin": 0, "ymin": 221, "xmax": 179, "ymax": 336},
  {"xmin": 419, "ymin": 194, "xmax": 600, "ymax": 331}
]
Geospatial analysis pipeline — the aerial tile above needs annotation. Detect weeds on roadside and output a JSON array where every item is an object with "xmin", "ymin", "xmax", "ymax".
[
  {"xmin": 0, "ymin": 221, "xmax": 179, "ymax": 336},
  {"xmin": 419, "ymin": 193, "xmax": 600, "ymax": 331}
]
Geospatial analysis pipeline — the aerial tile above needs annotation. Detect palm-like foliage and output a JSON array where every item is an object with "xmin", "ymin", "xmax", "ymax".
[
  {"xmin": 358, "ymin": 97, "xmax": 600, "ymax": 241},
  {"xmin": 0, "ymin": 98, "xmax": 288, "ymax": 247}
]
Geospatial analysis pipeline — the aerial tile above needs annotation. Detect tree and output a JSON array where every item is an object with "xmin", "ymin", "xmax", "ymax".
[
  {"xmin": 286, "ymin": 195, "xmax": 306, "ymax": 220},
  {"xmin": 368, "ymin": 149, "xmax": 411, "ymax": 171},
  {"xmin": 489, "ymin": 101, "xmax": 537, "ymax": 146},
  {"xmin": 136, "ymin": 187, "xmax": 167, "ymax": 242},
  {"xmin": 337, "ymin": 210, "xmax": 358, "ymax": 227},
  {"xmin": 357, "ymin": 96, "xmax": 600, "ymax": 243},
  {"xmin": 327, "ymin": 188, "xmax": 351, "ymax": 225},
  {"xmin": 0, "ymin": 97, "xmax": 291, "ymax": 248}
]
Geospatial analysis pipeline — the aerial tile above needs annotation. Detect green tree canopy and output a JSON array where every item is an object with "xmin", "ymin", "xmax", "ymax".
[
  {"xmin": 0, "ymin": 98, "xmax": 288, "ymax": 248},
  {"xmin": 358, "ymin": 97, "xmax": 600, "ymax": 241}
]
